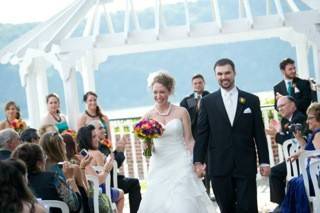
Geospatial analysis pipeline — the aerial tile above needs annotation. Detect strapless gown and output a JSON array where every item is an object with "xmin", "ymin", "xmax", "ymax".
[{"xmin": 138, "ymin": 119, "xmax": 215, "ymax": 213}]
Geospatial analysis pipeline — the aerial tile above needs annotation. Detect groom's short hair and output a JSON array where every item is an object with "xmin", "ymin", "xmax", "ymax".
[{"xmin": 214, "ymin": 58, "xmax": 235, "ymax": 72}]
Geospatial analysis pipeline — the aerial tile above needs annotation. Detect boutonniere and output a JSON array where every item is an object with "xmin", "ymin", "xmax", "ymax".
[{"xmin": 239, "ymin": 97, "xmax": 246, "ymax": 104}]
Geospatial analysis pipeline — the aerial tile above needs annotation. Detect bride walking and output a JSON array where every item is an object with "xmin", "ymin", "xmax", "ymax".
[{"xmin": 138, "ymin": 71, "xmax": 214, "ymax": 213}]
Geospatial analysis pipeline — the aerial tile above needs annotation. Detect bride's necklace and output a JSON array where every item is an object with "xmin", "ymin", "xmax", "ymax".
[
  {"xmin": 155, "ymin": 103, "xmax": 172, "ymax": 116},
  {"xmin": 85, "ymin": 110, "xmax": 98, "ymax": 118}
]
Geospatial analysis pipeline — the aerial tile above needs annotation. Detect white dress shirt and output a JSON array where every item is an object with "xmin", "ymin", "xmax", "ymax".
[{"xmin": 221, "ymin": 86, "xmax": 238, "ymax": 125}]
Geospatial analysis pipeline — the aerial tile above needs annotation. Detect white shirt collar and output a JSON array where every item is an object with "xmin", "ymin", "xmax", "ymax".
[
  {"xmin": 284, "ymin": 79, "xmax": 293, "ymax": 85},
  {"xmin": 221, "ymin": 86, "xmax": 238, "ymax": 97}
]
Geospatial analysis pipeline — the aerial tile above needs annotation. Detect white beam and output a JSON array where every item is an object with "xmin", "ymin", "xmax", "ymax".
[
  {"xmin": 93, "ymin": 5, "xmax": 102, "ymax": 37},
  {"xmin": 102, "ymin": 4, "xmax": 115, "ymax": 34},
  {"xmin": 211, "ymin": 0, "xmax": 222, "ymax": 30},
  {"xmin": 295, "ymin": 39, "xmax": 310, "ymax": 79},
  {"xmin": 243, "ymin": 0, "xmax": 254, "ymax": 27},
  {"xmin": 274, "ymin": 0, "xmax": 285, "ymax": 24},
  {"xmin": 266, "ymin": 0, "xmax": 272, "ymax": 15},
  {"xmin": 286, "ymin": 0, "xmax": 299, "ymax": 12},
  {"xmin": 184, "ymin": 0, "xmax": 191, "ymax": 35},
  {"xmin": 124, "ymin": 0, "xmax": 130, "ymax": 42},
  {"xmin": 154, "ymin": 0, "xmax": 161, "ymax": 39},
  {"xmin": 80, "ymin": 52, "xmax": 96, "ymax": 93},
  {"xmin": 34, "ymin": 58, "xmax": 49, "ymax": 119},
  {"xmin": 312, "ymin": 44, "xmax": 320, "ymax": 100},
  {"xmin": 129, "ymin": 0, "xmax": 141, "ymax": 31}
]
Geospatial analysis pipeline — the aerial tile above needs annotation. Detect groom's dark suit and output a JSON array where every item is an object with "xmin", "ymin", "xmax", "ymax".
[{"xmin": 194, "ymin": 89, "xmax": 270, "ymax": 213}]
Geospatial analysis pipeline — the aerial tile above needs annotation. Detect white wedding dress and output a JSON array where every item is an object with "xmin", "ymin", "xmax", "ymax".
[{"xmin": 138, "ymin": 118, "xmax": 215, "ymax": 213}]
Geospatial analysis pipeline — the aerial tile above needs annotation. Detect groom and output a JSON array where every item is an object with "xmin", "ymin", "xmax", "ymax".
[{"xmin": 193, "ymin": 58, "xmax": 270, "ymax": 213}]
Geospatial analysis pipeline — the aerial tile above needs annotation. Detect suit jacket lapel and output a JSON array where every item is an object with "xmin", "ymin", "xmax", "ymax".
[
  {"xmin": 233, "ymin": 89, "xmax": 245, "ymax": 126},
  {"xmin": 216, "ymin": 90, "xmax": 232, "ymax": 126},
  {"xmin": 280, "ymin": 80, "xmax": 288, "ymax": 95}
]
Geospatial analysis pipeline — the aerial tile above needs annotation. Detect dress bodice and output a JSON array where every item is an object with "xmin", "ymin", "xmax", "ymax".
[{"xmin": 154, "ymin": 118, "xmax": 185, "ymax": 148}]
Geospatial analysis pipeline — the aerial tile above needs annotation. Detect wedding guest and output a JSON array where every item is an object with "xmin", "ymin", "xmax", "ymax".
[
  {"xmin": 41, "ymin": 93, "xmax": 69, "ymax": 133},
  {"xmin": 0, "ymin": 159, "xmax": 46, "ymax": 213},
  {"xmin": 11, "ymin": 143, "xmax": 81, "ymax": 212},
  {"xmin": 77, "ymin": 125, "xmax": 125, "ymax": 213},
  {"xmin": 77, "ymin": 91, "xmax": 110, "ymax": 134},
  {"xmin": 0, "ymin": 101, "xmax": 27, "ymax": 132},
  {"xmin": 180, "ymin": 74, "xmax": 211, "ymax": 195},
  {"xmin": 280, "ymin": 102, "xmax": 320, "ymax": 212},
  {"xmin": 274, "ymin": 58, "xmax": 313, "ymax": 114},
  {"xmin": 265, "ymin": 96, "xmax": 306, "ymax": 210},
  {"xmin": 20, "ymin": 128, "xmax": 40, "ymax": 144},
  {"xmin": 90, "ymin": 120, "xmax": 141, "ymax": 213},
  {"xmin": 0, "ymin": 128, "xmax": 21, "ymax": 160},
  {"xmin": 38, "ymin": 124, "xmax": 58, "ymax": 136}
]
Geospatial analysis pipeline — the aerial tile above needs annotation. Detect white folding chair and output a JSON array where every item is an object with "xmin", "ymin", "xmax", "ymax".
[
  {"xmin": 309, "ymin": 157, "xmax": 320, "ymax": 212},
  {"xmin": 41, "ymin": 200, "xmax": 69, "ymax": 213},
  {"xmin": 86, "ymin": 175, "xmax": 100, "ymax": 213},
  {"xmin": 299, "ymin": 150, "xmax": 320, "ymax": 213},
  {"xmin": 283, "ymin": 138, "xmax": 301, "ymax": 180},
  {"xmin": 92, "ymin": 166, "xmax": 117, "ymax": 212},
  {"xmin": 113, "ymin": 161, "xmax": 118, "ymax": 188}
]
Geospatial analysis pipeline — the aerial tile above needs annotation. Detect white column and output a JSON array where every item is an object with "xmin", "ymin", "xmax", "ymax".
[
  {"xmin": 34, "ymin": 58, "xmax": 49, "ymax": 119},
  {"xmin": 312, "ymin": 44, "xmax": 320, "ymax": 100},
  {"xmin": 23, "ymin": 66, "xmax": 41, "ymax": 128},
  {"xmin": 61, "ymin": 66, "xmax": 80, "ymax": 130},
  {"xmin": 80, "ymin": 55, "xmax": 96, "ymax": 93},
  {"xmin": 295, "ymin": 39, "xmax": 310, "ymax": 79}
]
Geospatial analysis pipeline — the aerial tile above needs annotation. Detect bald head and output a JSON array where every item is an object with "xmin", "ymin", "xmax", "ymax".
[{"xmin": 277, "ymin": 96, "xmax": 297, "ymax": 119}]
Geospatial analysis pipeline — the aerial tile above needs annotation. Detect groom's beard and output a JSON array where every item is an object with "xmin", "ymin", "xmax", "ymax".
[{"xmin": 219, "ymin": 79, "xmax": 234, "ymax": 90}]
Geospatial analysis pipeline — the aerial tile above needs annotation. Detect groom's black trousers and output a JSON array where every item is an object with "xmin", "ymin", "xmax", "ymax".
[{"xmin": 211, "ymin": 175, "xmax": 258, "ymax": 213}]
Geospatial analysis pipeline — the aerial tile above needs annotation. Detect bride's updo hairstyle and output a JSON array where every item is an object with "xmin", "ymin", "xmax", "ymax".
[{"xmin": 147, "ymin": 70, "xmax": 175, "ymax": 94}]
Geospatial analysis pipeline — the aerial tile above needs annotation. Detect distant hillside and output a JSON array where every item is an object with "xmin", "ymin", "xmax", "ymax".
[{"xmin": 0, "ymin": 1, "xmax": 314, "ymax": 120}]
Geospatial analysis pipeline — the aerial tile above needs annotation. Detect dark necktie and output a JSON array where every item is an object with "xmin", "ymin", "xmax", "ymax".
[{"xmin": 287, "ymin": 81, "xmax": 293, "ymax": 96}]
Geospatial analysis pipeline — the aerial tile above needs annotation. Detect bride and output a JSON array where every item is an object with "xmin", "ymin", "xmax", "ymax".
[{"xmin": 138, "ymin": 71, "xmax": 214, "ymax": 213}]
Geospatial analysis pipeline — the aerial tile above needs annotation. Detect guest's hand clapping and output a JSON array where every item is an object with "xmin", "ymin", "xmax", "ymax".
[
  {"xmin": 103, "ymin": 155, "xmax": 114, "ymax": 173},
  {"xmin": 116, "ymin": 136, "xmax": 128, "ymax": 152}
]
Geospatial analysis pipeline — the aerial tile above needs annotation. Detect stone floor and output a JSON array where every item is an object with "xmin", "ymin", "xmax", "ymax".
[{"xmin": 123, "ymin": 175, "xmax": 277, "ymax": 213}]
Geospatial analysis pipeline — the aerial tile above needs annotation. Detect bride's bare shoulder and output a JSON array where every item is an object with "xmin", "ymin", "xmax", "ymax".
[{"xmin": 142, "ymin": 108, "xmax": 156, "ymax": 119}]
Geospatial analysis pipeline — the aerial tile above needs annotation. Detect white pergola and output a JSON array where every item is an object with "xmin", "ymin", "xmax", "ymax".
[{"xmin": 0, "ymin": 0, "xmax": 319, "ymax": 129}]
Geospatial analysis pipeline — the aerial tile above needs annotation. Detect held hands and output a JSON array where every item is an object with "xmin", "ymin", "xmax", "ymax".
[
  {"xmin": 259, "ymin": 165, "xmax": 270, "ymax": 176},
  {"xmin": 193, "ymin": 163, "xmax": 206, "ymax": 178}
]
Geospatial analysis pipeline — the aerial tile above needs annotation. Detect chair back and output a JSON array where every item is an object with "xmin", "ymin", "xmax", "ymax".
[
  {"xmin": 41, "ymin": 200, "xmax": 69, "ymax": 213},
  {"xmin": 283, "ymin": 138, "xmax": 301, "ymax": 180},
  {"xmin": 309, "ymin": 158, "xmax": 320, "ymax": 212},
  {"xmin": 86, "ymin": 175, "xmax": 100, "ymax": 213}
]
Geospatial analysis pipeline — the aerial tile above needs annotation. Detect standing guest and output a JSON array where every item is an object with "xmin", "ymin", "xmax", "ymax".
[
  {"xmin": 77, "ymin": 91, "xmax": 110, "ymax": 133},
  {"xmin": 274, "ymin": 58, "xmax": 313, "ymax": 114},
  {"xmin": 265, "ymin": 96, "xmax": 306, "ymax": 210},
  {"xmin": 180, "ymin": 74, "xmax": 211, "ymax": 195},
  {"xmin": 180, "ymin": 74, "xmax": 210, "ymax": 138},
  {"xmin": 194, "ymin": 58, "xmax": 270, "ymax": 213},
  {"xmin": 0, "ymin": 128, "xmax": 21, "ymax": 160},
  {"xmin": 0, "ymin": 101, "xmax": 27, "ymax": 132},
  {"xmin": 41, "ymin": 93, "xmax": 69, "ymax": 133},
  {"xmin": 0, "ymin": 159, "xmax": 46, "ymax": 213},
  {"xmin": 90, "ymin": 120, "xmax": 141, "ymax": 213},
  {"xmin": 20, "ymin": 128, "xmax": 40, "ymax": 144}
]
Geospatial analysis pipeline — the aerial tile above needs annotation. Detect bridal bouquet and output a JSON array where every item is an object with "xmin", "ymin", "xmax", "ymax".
[{"xmin": 133, "ymin": 118, "xmax": 164, "ymax": 158}]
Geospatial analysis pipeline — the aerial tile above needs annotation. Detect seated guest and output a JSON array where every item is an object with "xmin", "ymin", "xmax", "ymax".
[
  {"xmin": 77, "ymin": 125, "xmax": 125, "ymax": 213},
  {"xmin": 11, "ymin": 143, "xmax": 81, "ymax": 212},
  {"xmin": 265, "ymin": 96, "xmax": 306, "ymax": 207},
  {"xmin": 40, "ymin": 132, "xmax": 88, "ymax": 193},
  {"xmin": 77, "ymin": 91, "xmax": 110, "ymax": 131},
  {"xmin": 38, "ymin": 124, "xmax": 58, "ymax": 136},
  {"xmin": 280, "ymin": 102, "xmax": 320, "ymax": 213},
  {"xmin": 41, "ymin": 93, "xmax": 69, "ymax": 133},
  {"xmin": 20, "ymin": 128, "xmax": 40, "ymax": 144},
  {"xmin": 0, "ymin": 159, "xmax": 46, "ymax": 213},
  {"xmin": 62, "ymin": 133, "xmax": 79, "ymax": 164},
  {"xmin": 90, "ymin": 120, "xmax": 142, "ymax": 213},
  {"xmin": 0, "ymin": 101, "xmax": 27, "ymax": 133},
  {"xmin": 0, "ymin": 128, "xmax": 21, "ymax": 160}
]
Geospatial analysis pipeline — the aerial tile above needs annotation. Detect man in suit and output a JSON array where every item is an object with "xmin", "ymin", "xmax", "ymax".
[
  {"xmin": 90, "ymin": 120, "xmax": 141, "ymax": 213},
  {"xmin": 274, "ymin": 58, "xmax": 313, "ymax": 114},
  {"xmin": 180, "ymin": 74, "xmax": 210, "ymax": 138},
  {"xmin": 0, "ymin": 128, "xmax": 21, "ymax": 160},
  {"xmin": 193, "ymin": 58, "xmax": 270, "ymax": 213},
  {"xmin": 266, "ymin": 96, "xmax": 306, "ymax": 208},
  {"xmin": 180, "ymin": 74, "xmax": 211, "ymax": 194}
]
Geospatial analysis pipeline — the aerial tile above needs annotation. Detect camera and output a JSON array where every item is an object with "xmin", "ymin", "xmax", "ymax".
[
  {"xmin": 288, "ymin": 123, "xmax": 303, "ymax": 133},
  {"xmin": 80, "ymin": 149, "xmax": 88, "ymax": 157}
]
